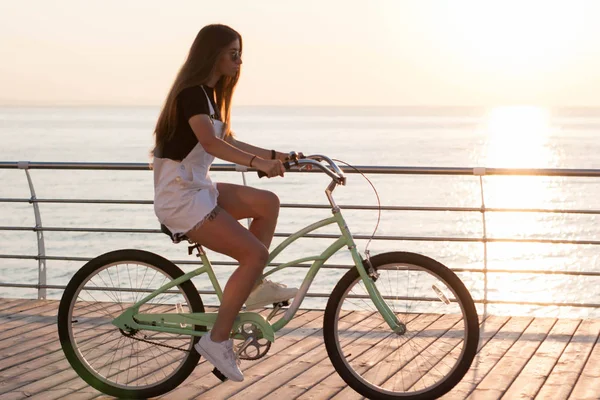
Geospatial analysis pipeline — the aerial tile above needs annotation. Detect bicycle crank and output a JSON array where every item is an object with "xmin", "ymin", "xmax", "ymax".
[{"xmin": 234, "ymin": 323, "xmax": 271, "ymax": 360}]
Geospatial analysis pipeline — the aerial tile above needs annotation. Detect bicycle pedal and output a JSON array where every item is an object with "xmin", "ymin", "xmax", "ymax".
[
  {"xmin": 212, "ymin": 367, "xmax": 228, "ymax": 382},
  {"xmin": 273, "ymin": 300, "xmax": 290, "ymax": 308}
]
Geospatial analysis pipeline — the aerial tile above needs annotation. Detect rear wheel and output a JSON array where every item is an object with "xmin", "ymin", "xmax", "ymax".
[
  {"xmin": 58, "ymin": 249, "xmax": 204, "ymax": 399},
  {"xmin": 323, "ymin": 252, "xmax": 479, "ymax": 399}
]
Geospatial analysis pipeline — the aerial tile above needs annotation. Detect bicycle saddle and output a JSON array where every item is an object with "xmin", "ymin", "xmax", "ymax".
[{"xmin": 160, "ymin": 224, "xmax": 188, "ymax": 244}]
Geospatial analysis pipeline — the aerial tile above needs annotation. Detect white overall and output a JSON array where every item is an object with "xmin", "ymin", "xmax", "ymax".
[{"xmin": 153, "ymin": 87, "xmax": 224, "ymax": 239}]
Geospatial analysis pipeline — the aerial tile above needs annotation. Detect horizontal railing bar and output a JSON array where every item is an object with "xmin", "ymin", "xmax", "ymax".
[
  {"xmin": 0, "ymin": 198, "xmax": 154, "ymax": 205},
  {"xmin": 3, "ymin": 254, "xmax": 600, "ymax": 277},
  {"xmin": 2, "ymin": 161, "xmax": 600, "ymax": 178},
  {"xmin": 0, "ymin": 255, "xmax": 351, "ymax": 270},
  {"xmin": 1, "ymin": 282, "xmax": 599, "ymax": 308},
  {"xmin": 3, "ymin": 162, "xmax": 600, "ymax": 177},
  {"xmin": 2, "ymin": 197, "xmax": 600, "ymax": 216},
  {"xmin": 2, "ymin": 226, "xmax": 600, "ymax": 245},
  {"xmin": 0, "ymin": 283, "xmax": 343, "ymax": 300},
  {"xmin": 0, "ymin": 162, "xmax": 154, "ymax": 171},
  {"xmin": 350, "ymin": 166, "xmax": 600, "ymax": 177},
  {"xmin": 292, "ymin": 205, "xmax": 600, "ymax": 215},
  {"xmin": 451, "ymin": 268, "xmax": 600, "ymax": 277},
  {"xmin": 479, "ymin": 299, "xmax": 600, "ymax": 308}
]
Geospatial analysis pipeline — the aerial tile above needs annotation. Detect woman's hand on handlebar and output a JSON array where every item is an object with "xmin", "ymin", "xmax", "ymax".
[
  {"xmin": 288, "ymin": 151, "xmax": 312, "ymax": 171},
  {"xmin": 255, "ymin": 158, "xmax": 285, "ymax": 178}
]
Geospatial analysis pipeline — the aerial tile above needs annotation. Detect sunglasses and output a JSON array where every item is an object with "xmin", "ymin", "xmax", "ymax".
[{"xmin": 229, "ymin": 50, "xmax": 242, "ymax": 62}]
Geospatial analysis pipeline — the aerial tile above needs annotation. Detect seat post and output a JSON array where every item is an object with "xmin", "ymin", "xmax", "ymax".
[{"xmin": 188, "ymin": 243, "xmax": 205, "ymax": 257}]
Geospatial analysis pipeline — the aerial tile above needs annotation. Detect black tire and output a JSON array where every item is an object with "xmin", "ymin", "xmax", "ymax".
[
  {"xmin": 323, "ymin": 251, "xmax": 479, "ymax": 400},
  {"xmin": 58, "ymin": 249, "xmax": 204, "ymax": 399}
]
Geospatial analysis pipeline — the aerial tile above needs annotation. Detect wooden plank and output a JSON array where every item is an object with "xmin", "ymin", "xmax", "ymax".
[
  {"xmin": 0, "ymin": 302, "xmax": 124, "ymax": 374},
  {"xmin": 535, "ymin": 319, "xmax": 600, "ymax": 400},
  {"xmin": 330, "ymin": 314, "xmax": 494, "ymax": 400},
  {"xmin": 0, "ymin": 299, "xmax": 53, "ymax": 325},
  {"xmin": 331, "ymin": 313, "xmax": 463, "ymax": 399},
  {"xmin": 0, "ymin": 302, "xmax": 60, "ymax": 344},
  {"xmin": 442, "ymin": 316, "xmax": 532, "ymax": 399},
  {"xmin": 0, "ymin": 330, "xmax": 124, "ymax": 393},
  {"xmin": 0, "ymin": 317, "xmax": 69, "ymax": 366},
  {"xmin": 228, "ymin": 311, "xmax": 379, "ymax": 400},
  {"xmin": 0, "ymin": 303, "xmax": 177, "ymax": 395},
  {"xmin": 502, "ymin": 318, "xmax": 581, "ymax": 399},
  {"xmin": 245, "ymin": 311, "xmax": 421, "ymax": 400},
  {"xmin": 262, "ymin": 312, "xmax": 423, "ymax": 400},
  {"xmin": 1, "ymin": 298, "xmax": 600, "ymax": 400},
  {"xmin": 164, "ymin": 310, "xmax": 332, "ymax": 399},
  {"xmin": 296, "ymin": 313, "xmax": 442, "ymax": 400},
  {"xmin": 27, "ymin": 388, "xmax": 100, "ymax": 400},
  {"xmin": 0, "ymin": 299, "xmax": 211, "ymax": 400},
  {"xmin": 142, "ymin": 309, "xmax": 320, "ymax": 399},
  {"xmin": 466, "ymin": 317, "xmax": 557, "ymax": 400},
  {"xmin": 0, "ymin": 298, "xmax": 49, "ymax": 312},
  {"xmin": 568, "ymin": 324, "xmax": 600, "ymax": 400},
  {"xmin": 0, "ymin": 319, "xmax": 66, "ymax": 373},
  {"xmin": 0, "ymin": 298, "xmax": 29, "ymax": 312},
  {"xmin": 0, "ymin": 391, "xmax": 29, "ymax": 400},
  {"xmin": 37, "ymin": 307, "xmax": 297, "ymax": 399},
  {"xmin": 181, "ymin": 309, "xmax": 374, "ymax": 400}
]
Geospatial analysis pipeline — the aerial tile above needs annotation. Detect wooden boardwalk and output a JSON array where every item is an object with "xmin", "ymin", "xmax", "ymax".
[{"xmin": 0, "ymin": 298, "xmax": 599, "ymax": 400}]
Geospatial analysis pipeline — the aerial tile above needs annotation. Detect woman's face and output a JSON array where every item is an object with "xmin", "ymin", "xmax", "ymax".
[{"xmin": 217, "ymin": 39, "xmax": 242, "ymax": 78}]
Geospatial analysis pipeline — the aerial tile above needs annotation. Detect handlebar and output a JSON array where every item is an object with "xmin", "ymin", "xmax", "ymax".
[{"xmin": 257, "ymin": 154, "xmax": 346, "ymax": 185}]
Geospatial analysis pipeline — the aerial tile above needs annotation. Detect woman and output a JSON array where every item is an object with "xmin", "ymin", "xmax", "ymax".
[{"xmin": 152, "ymin": 24, "xmax": 299, "ymax": 382}]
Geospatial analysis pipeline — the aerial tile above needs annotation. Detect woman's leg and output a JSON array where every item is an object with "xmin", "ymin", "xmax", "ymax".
[
  {"xmin": 215, "ymin": 182, "xmax": 280, "ymax": 248},
  {"xmin": 215, "ymin": 183, "xmax": 297, "ymax": 309},
  {"xmin": 185, "ymin": 207, "xmax": 268, "ymax": 342}
]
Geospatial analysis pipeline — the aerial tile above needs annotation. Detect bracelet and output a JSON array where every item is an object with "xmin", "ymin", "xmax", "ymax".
[
  {"xmin": 270, "ymin": 149, "xmax": 277, "ymax": 160},
  {"xmin": 249, "ymin": 155, "xmax": 257, "ymax": 167}
]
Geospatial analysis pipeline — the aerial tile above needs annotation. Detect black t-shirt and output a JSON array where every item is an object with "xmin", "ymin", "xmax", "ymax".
[{"xmin": 158, "ymin": 85, "xmax": 221, "ymax": 161}]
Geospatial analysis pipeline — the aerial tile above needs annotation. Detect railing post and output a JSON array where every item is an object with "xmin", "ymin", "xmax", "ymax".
[
  {"xmin": 19, "ymin": 162, "xmax": 47, "ymax": 300},
  {"xmin": 474, "ymin": 168, "xmax": 488, "ymax": 316}
]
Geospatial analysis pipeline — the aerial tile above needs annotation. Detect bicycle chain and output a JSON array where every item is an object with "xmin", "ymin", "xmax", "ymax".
[
  {"xmin": 125, "ymin": 331, "xmax": 192, "ymax": 353},
  {"xmin": 123, "ymin": 330, "xmax": 270, "ymax": 360}
]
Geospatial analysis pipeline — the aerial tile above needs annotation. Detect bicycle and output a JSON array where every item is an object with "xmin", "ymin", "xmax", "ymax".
[{"xmin": 57, "ymin": 155, "xmax": 480, "ymax": 400}]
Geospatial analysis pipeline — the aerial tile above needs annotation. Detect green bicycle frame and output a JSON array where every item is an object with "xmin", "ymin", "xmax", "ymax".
[{"xmin": 112, "ymin": 208, "xmax": 403, "ymax": 341}]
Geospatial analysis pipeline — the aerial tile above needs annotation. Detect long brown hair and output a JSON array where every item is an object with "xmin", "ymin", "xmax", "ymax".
[{"xmin": 153, "ymin": 24, "xmax": 242, "ymax": 155}]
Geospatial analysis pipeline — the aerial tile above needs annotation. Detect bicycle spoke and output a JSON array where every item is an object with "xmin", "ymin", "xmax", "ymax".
[
  {"xmin": 328, "ymin": 259, "xmax": 476, "ymax": 397},
  {"xmin": 64, "ymin": 258, "xmax": 197, "ymax": 392}
]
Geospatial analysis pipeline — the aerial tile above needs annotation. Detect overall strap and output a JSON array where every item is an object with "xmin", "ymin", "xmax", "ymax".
[{"xmin": 200, "ymin": 86, "xmax": 217, "ymax": 120}]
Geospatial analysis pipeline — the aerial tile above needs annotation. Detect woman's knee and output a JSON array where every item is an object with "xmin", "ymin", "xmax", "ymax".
[
  {"xmin": 240, "ymin": 243, "xmax": 269, "ymax": 269},
  {"xmin": 261, "ymin": 190, "xmax": 280, "ymax": 218}
]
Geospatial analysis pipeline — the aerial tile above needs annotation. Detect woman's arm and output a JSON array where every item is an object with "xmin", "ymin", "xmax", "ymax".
[
  {"xmin": 226, "ymin": 136, "xmax": 289, "ymax": 161},
  {"xmin": 189, "ymin": 115, "xmax": 284, "ymax": 177}
]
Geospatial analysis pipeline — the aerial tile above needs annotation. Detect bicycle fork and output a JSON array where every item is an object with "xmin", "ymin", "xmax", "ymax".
[{"xmin": 348, "ymin": 242, "xmax": 406, "ymax": 335}]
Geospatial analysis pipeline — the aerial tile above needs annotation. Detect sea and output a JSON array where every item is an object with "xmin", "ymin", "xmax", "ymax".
[{"xmin": 2, "ymin": 105, "xmax": 600, "ymax": 318}]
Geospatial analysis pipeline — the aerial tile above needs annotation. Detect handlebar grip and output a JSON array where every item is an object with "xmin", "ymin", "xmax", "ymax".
[{"xmin": 257, "ymin": 161, "xmax": 291, "ymax": 178}]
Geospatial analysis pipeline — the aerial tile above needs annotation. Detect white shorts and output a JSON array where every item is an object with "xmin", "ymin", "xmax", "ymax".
[{"xmin": 153, "ymin": 157, "xmax": 220, "ymax": 239}]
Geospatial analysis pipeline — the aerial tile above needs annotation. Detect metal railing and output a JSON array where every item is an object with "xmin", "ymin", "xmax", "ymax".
[{"xmin": 1, "ymin": 161, "xmax": 600, "ymax": 310}]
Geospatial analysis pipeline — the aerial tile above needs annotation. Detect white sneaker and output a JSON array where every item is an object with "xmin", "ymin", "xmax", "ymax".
[
  {"xmin": 194, "ymin": 333, "xmax": 244, "ymax": 382},
  {"xmin": 245, "ymin": 279, "xmax": 298, "ymax": 310}
]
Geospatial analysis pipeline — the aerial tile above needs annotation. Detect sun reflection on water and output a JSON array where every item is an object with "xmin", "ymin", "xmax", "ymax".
[
  {"xmin": 480, "ymin": 106, "xmax": 560, "ymax": 309},
  {"xmin": 483, "ymin": 105, "xmax": 555, "ymax": 208}
]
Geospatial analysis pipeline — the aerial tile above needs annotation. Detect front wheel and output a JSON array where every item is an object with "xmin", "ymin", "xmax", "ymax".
[
  {"xmin": 57, "ymin": 249, "xmax": 205, "ymax": 399},
  {"xmin": 323, "ymin": 251, "xmax": 479, "ymax": 400}
]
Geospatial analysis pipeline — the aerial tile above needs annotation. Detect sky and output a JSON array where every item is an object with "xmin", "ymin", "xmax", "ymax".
[{"xmin": 1, "ymin": 0, "xmax": 599, "ymax": 107}]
